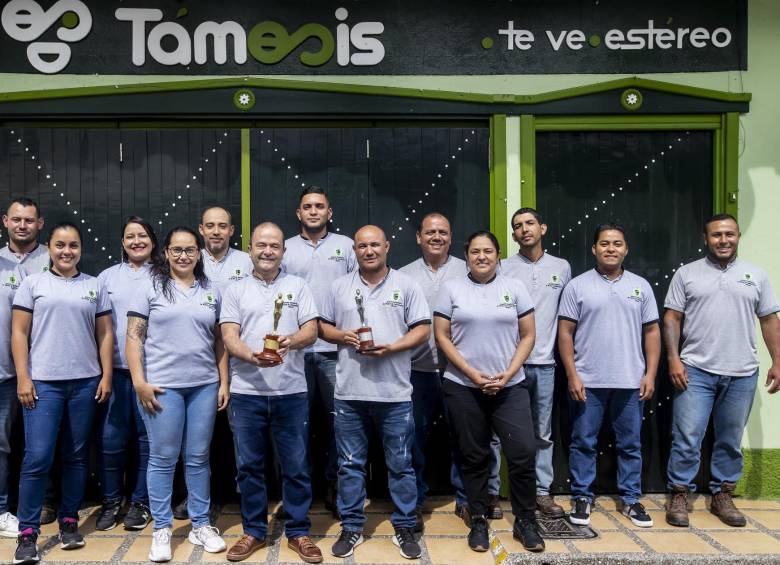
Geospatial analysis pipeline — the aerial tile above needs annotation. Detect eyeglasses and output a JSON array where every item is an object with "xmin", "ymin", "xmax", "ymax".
[{"xmin": 168, "ymin": 247, "xmax": 199, "ymax": 258}]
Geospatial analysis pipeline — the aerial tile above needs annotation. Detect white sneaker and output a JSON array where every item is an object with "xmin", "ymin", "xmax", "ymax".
[
  {"xmin": 188, "ymin": 525, "xmax": 226, "ymax": 553},
  {"xmin": 149, "ymin": 528, "xmax": 172, "ymax": 562},
  {"xmin": 0, "ymin": 512, "xmax": 19, "ymax": 538}
]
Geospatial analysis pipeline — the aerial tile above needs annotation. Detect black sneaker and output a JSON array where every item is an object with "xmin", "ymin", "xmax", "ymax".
[
  {"xmin": 58, "ymin": 518, "xmax": 84, "ymax": 550},
  {"xmin": 95, "ymin": 500, "xmax": 122, "ymax": 531},
  {"xmin": 622, "ymin": 502, "xmax": 653, "ymax": 528},
  {"xmin": 513, "ymin": 518, "xmax": 545, "ymax": 552},
  {"xmin": 487, "ymin": 494, "xmax": 504, "ymax": 520},
  {"xmin": 414, "ymin": 506, "xmax": 425, "ymax": 534},
  {"xmin": 123, "ymin": 502, "xmax": 152, "ymax": 530},
  {"xmin": 569, "ymin": 497, "xmax": 591, "ymax": 526},
  {"xmin": 14, "ymin": 529, "xmax": 39, "ymax": 565},
  {"xmin": 392, "ymin": 526, "xmax": 421, "ymax": 559},
  {"xmin": 331, "ymin": 529, "xmax": 363, "ymax": 558},
  {"xmin": 467, "ymin": 515, "xmax": 489, "ymax": 552},
  {"xmin": 172, "ymin": 497, "xmax": 189, "ymax": 520}
]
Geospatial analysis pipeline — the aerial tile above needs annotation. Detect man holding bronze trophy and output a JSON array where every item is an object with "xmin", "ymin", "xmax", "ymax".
[
  {"xmin": 319, "ymin": 225, "xmax": 431, "ymax": 560},
  {"xmin": 220, "ymin": 223, "xmax": 323, "ymax": 564}
]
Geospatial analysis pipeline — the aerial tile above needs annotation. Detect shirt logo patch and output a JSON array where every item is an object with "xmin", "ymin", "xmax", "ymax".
[
  {"xmin": 546, "ymin": 273, "xmax": 563, "ymax": 289},
  {"xmin": 627, "ymin": 288, "xmax": 643, "ymax": 302},
  {"xmin": 383, "ymin": 289, "xmax": 404, "ymax": 308},
  {"xmin": 201, "ymin": 292, "xmax": 217, "ymax": 310},
  {"xmin": 497, "ymin": 291, "xmax": 515, "ymax": 309},
  {"xmin": 82, "ymin": 289, "xmax": 98, "ymax": 304},
  {"xmin": 41, "ymin": 265, "xmax": 49, "ymax": 272},
  {"xmin": 229, "ymin": 268, "xmax": 246, "ymax": 281},
  {"xmin": 3, "ymin": 274, "xmax": 19, "ymax": 289},
  {"xmin": 283, "ymin": 291, "xmax": 299, "ymax": 308},
  {"xmin": 739, "ymin": 272, "xmax": 757, "ymax": 287},
  {"xmin": 330, "ymin": 247, "xmax": 346, "ymax": 263}
]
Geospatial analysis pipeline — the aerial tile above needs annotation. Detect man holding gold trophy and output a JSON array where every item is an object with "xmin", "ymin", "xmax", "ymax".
[{"xmin": 219, "ymin": 223, "xmax": 323, "ymax": 564}]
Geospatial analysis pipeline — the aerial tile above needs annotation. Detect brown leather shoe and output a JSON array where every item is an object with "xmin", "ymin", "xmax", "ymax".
[
  {"xmin": 536, "ymin": 495, "xmax": 565, "ymax": 518},
  {"xmin": 227, "ymin": 534, "xmax": 267, "ymax": 562},
  {"xmin": 710, "ymin": 482, "xmax": 746, "ymax": 527},
  {"xmin": 288, "ymin": 536, "xmax": 323, "ymax": 564},
  {"xmin": 666, "ymin": 485, "xmax": 690, "ymax": 527},
  {"xmin": 487, "ymin": 495, "xmax": 504, "ymax": 520}
]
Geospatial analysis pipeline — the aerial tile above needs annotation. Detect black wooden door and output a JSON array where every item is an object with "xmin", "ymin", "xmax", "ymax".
[{"xmin": 535, "ymin": 130, "xmax": 714, "ymax": 494}]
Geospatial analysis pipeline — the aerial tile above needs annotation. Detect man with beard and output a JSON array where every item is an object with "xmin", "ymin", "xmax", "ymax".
[
  {"xmin": 282, "ymin": 187, "xmax": 356, "ymax": 516},
  {"xmin": 664, "ymin": 214, "xmax": 780, "ymax": 528},
  {"xmin": 200, "ymin": 207, "xmax": 253, "ymax": 294},
  {"xmin": 1, "ymin": 198, "xmax": 49, "ymax": 276}
]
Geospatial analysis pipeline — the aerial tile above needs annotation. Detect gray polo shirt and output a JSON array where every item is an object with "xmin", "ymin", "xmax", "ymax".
[
  {"xmin": 503, "ymin": 252, "xmax": 571, "ymax": 365},
  {"xmin": 128, "ymin": 278, "xmax": 221, "ymax": 389},
  {"xmin": 283, "ymin": 232, "xmax": 357, "ymax": 353},
  {"xmin": 13, "ymin": 270, "xmax": 112, "ymax": 381},
  {"xmin": 98, "ymin": 262, "xmax": 152, "ymax": 370},
  {"xmin": 664, "ymin": 257, "xmax": 780, "ymax": 377},
  {"xmin": 558, "ymin": 269, "xmax": 658, "ymax": 389},
  {"xmin": 399, "ymin": 255, "xmax": 468, "ymax": 372},
  {"xmin": 220, "ymin": 272, "xmax": 318, "ymax": 396},
  {"xmin": 0, "ymin": 243, "xmax": 50, "ymax": 278},
  {"xmin": 0, "ymin": 258, "xmax": 21, "ymax": 380},
  {"xmin": 202, "ymin": 248, "xmax": 253, "ymax": 294},
  {"xmin": 320, "ymin": 269, "xmax": 430, "ymax": 402},
  {"xmin": 434, "ymin": 274, "xmax": 535, "ymax": 389}
]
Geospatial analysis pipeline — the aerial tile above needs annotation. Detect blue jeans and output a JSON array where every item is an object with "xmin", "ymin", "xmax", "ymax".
[
  {"xmin": 335, "ymin": 399, "xmax": 416, "ymax": 531},
  {"xmin": 18, "ymin": 377, "xmax": 99, "ymax": 532},
  {"xmin": 96, "ymin": 369, "xmax": 149, "ymax": 504},
  {"xmin": 304, "ymin": 352, "xmax": 338, "ymax": 484},
  {"xmin": 569, "ymin": 388, "xmax": 643, "ymax": 505},
  {"xmin": 667, "ymin": 364, "xmax": 757, "ymax": 493},
  {"xmin": 411, "ymin": 370, "xmax": 441, "ymax": 507},
  {"xmin": 230, "ymin": 392, "xmax": 311, "ymax": 539},
  {"xmin": 525, "ymin": 365, "xmax": 556, "ymax": 495},
  {"xmin": 0, "ymin": 379, "xmax": 17, "ymax": 514},
  {"xmin": 140, "ymin": 383, "xmax": 217, "ymax": 530}
]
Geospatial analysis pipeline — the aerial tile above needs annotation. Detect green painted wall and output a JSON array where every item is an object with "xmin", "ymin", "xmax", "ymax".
[{"xmin": 1, "ymin": 0, "xmax": 778, "ymax": 494}]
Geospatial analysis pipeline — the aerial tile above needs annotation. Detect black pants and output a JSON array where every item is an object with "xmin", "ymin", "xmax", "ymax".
[{"xmin": 443, "ymin": 379, "xmax": 536, "ymax": 519}]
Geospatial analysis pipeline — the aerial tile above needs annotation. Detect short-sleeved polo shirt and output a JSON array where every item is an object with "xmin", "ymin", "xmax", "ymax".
[
  {"xmin": 128, "ymin": 278, "xmax": 220, "ymax": 388},
  {"xmin": 201, "ymin": 248, "xmax": 253, "ymax": 294},
  {"xmin": 98, "ymin": 263, "xmax": 152, "ymax": 369},
  {"xmin": 320, "ymin": 269, "xmax": 430, "ymax": 402},
  {"xmin": 434, "ymin": 274, "xmax": 535, "ymax": 388},
  {"xmin": 220, "ymin": 272, "xmax": 318, "ymax": 396},
  {"xmin": 502, "ymin": 252, "xmax": 571, "ymax": 365},
  {"xmin": 283, "ymin": 232, "xmax": 357, "ymax": 353},
  {"xmin": 664, "ymin": 257, "xmax": 780, "ymax": 376},
  {"xmin": 13, "ymin": 270, "xmax": 112, "ymax": 381},
  {"xmin": 0, "ymin": 243, "xmax": 50, "ymax": 278},
  {"xmin": 558, "ymin": 268, "xmax": 658, "ymax": 389},
  {"xmin": 0, "ymin": 258, "xmax": 21, "ymax": 380},
  {"xmin": 399, "ymin": 256, "xmax": 468, "ymax": 372}
]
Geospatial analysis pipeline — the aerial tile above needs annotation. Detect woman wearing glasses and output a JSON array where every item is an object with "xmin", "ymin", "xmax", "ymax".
[
  {"xmin": 94, "ymin": 216, "xmax": 161, "ymax": 531},
  {"xmin": 126, "ymin": 226, "xmax": 229, "ymax": 562}
]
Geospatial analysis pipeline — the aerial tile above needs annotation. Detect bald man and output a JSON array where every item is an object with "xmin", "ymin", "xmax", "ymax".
[
  {"xmin": 200, "ymin": 207, "xmax": 253, "ymax": 294},
  {"xmin": 220, "ymin": 223, "xmax": 322, "ymax": 563},
  {"xmin": 320, "ymin": 226, "xmax": 431, "ymax": 560}
]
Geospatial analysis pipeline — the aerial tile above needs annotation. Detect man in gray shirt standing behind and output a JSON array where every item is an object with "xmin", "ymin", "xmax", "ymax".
[
  {"xmin": 282, "ymin": 186, "xmax": 357, "ymax": 516},
  {"xmin": 502, "ymin": 208, "xmax": 570, "ymax": 519},
  {"xmin": 399, "ymin": 213, "xmax": 468, "ymax": 528},
  {"xmin": 200, "ymin": 206, "xmax": 254, "ymax": 294},
  {"xmin": 664, "ymin": 214, "xmax": 780, "ymax": 528},
  {"xmin": 0, "ymin": 198, "xmax": 49, "ymax": 277}
]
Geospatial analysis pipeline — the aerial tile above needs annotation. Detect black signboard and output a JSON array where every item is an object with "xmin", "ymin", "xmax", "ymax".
[{"xmin": 0, "ymin": 0, "xmax": 747, "ymax": 76}]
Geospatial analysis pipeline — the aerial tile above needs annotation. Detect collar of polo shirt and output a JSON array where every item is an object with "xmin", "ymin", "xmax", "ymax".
[
  {"xmin": 467, "ymin": 272, "xmax": 497, "ymax": 285},
  {"xmin": 705, "ymin": 254, "xmax": 738, "ymax": 271}
]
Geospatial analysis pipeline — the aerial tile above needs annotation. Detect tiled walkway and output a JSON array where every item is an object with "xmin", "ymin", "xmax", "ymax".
[{"xmin": 4, "ymin": 495, "xmax": 780, "ymax": 564}]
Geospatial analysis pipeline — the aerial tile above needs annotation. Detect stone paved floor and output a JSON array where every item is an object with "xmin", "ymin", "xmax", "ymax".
[{"xmin": 3, "ymin": 494, "xmax": 780, "ymax": 564}]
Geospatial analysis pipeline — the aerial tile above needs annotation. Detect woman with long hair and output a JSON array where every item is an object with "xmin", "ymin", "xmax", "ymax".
[
  {"xmin": 126, "ymin": 226, "xmax": 229, "ymax": 562},
  {"xmin": 12, "ymin": 222, "xmax": 113, "ymax": 564},
  {"xmin": 94, "ymin": 216, "xmax": 161, "ymax": 531},
  {"xmin": 434, "ymin": 231, "xmax": 544, "ymax": 554}
]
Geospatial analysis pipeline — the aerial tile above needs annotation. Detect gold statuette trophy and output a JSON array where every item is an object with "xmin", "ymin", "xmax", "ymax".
[
  {"xmin": 258, "ymin": 293, "xmax": 284, "ymax": 365},
  {"xmin": 354, "ymin": 289, "xmax": 379, "ymax": 352}
]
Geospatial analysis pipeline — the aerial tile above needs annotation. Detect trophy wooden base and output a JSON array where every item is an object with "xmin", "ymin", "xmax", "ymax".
[
  {"xmin": 258, "ymin": 334, "xmax": 283, "ymax": 365},
  {"xmin": 357, "ymin": 327, "xmax": 379, "ymax": 353}
]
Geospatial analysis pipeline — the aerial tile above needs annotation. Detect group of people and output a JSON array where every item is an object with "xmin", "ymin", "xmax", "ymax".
[{"xmin": 0, "ymin": 186, "xmax": 776, "ymax": 565}]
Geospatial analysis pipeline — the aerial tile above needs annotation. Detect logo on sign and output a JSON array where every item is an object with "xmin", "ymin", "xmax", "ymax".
[{"xmin": 1, "ymin": 0, "xmax": 93, "ymax": 74}]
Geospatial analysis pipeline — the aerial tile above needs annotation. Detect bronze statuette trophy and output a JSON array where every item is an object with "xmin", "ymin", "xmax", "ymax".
[
  {"xmin": 355, "ymin": 289, "xmax": 379, "ymax": 352},
  {"xmin": 258, "ymin": 293, "xmax": 284, "ymax": 365}
]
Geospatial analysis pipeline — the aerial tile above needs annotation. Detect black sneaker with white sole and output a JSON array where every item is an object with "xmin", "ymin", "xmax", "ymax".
[
  {"xmin": 14, "ymin": 530, "xmax": 39, "ymax": 565},
  {"xmin": 123, "ymin": 502, "xmax": 152, "ymax": 530},
  {"xmin": 95, "ymin": 500, "xmax": 122, "ymax": 531},
  {"xmin": 569, "ymin": 497, "xmax": 591, "ymax": 526},
  {"xmin": 331, "ymin": 529, "xmax": 363, "ymax": 558},
  {"xmin": 393, "ymin": 527, "xmax": 421, "ymax": 559},
  {"xmin": 622, "ymin": 502, "xmax": 653, "ymax": 527},
  {"xmin": 58, "ymin": 518, "xmax": 85, "ymax": 550}
]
